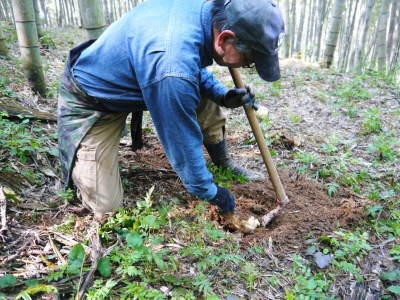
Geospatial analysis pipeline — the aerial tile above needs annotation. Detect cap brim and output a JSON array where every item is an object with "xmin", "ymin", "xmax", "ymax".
[{"xmin": 253, "ymin": 51, "xmax": 281, "ymax": 82}]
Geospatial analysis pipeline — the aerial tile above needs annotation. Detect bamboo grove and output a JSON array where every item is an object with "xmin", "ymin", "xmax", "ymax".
[{"xmin": 0, "ymin": 0, "xmax": 399, "ymax": 81}]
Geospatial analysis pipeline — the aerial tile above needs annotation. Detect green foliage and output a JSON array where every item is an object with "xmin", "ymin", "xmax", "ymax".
[
  {"xmin": 387, "ymin": 285, "xmax": 400, "ymax": 295},
  {"xmin": 0, "ymin": 274, "xmax": 17, "ymax": 289},
  {"xmin": 57, "ymin": 189, "xmax": 74, "ymax": 202},
  {"xmin": 45, "ymin": 82, "xmax": 60, "ymax": 98},
  {"xmin": 325, "ymin": 182, "xmax": 339, "ymax": 197},
  {"xmin": 0, "ymin": 113, "xmax": 58, "ymax": 164},
  {"xmin": 361, "ymin": 108, "xmax": 382, "ymax": 135},
  {"xmin": 0, "ymin": 77, "xmax": 17, "ymax": 98},
  {"xmin": 39, "ymin": 31, "xmax": 56, "ymax": 48},
  {"xmin": 334, "ymin": 78, "xmax": 371, "ymax": 101},
  {"xmin": 288, "ymin": 112, "xmax": 303, "ymax": 124},
  {"xmin": 286, "ymin": 254, "xmax": 333, "ymax": 299},
  {"xmin": 15, "ymin": 285, "xmax": 58, "ymax": 300},
  {"xmin": 380, "ymin": 269, "xmax": 400, "ymax": 282},
  {"xmin": 45, "ymin": 243, "xmax": 86, "ymax": 282},
  {"xmin": 367, "ymin": 131, "xmax": 399, "ymax": 161},
  {"xmin": 269, "ymin": 79, "xmax": 283, "ymax": 97},
  {"xmin": 207, "ymin": 163, "xmax": 248, "ymax": 188},
  {"xmin": 86, "ymin": 279, "xmax": 118, "ymax": 300},
  {"xmin": 67, "ymin": 243, "xmax": 86, "ymax": 274}
]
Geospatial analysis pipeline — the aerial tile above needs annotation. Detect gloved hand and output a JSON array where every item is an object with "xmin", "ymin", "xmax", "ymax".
[
  {"xmin": 209, "ymin": 186, "xmax": 235, "ymax": 213},
  {"xmin": 221, "ymin": 85, "xmax": 258, "ymax": 110}
]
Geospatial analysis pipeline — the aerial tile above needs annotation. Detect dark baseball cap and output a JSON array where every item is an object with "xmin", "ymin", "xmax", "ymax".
[{"xmin": 225, "ymin": 0, "xmax": 285, "ymax": 82}]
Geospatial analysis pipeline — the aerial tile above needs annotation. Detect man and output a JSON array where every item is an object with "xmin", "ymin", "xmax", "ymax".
[{"xmin": 58, "ymin": 0, "xmax": 284, "ymax": 218}]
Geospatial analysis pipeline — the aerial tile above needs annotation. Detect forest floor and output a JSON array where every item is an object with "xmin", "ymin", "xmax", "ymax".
[{"xmin": 0, "ymin": 27, "xmax": 399, "ymax": 299}]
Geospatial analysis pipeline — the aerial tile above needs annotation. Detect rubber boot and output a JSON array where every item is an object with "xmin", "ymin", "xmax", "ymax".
[{"xmin": 204, "ymin": 139, "xmax": 265, "ymax": 181}]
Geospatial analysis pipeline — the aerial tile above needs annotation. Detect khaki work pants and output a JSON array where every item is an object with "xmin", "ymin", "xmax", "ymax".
[{"xmin": 72, "ymin": 98, "xmax": 226, "ymax": 217}]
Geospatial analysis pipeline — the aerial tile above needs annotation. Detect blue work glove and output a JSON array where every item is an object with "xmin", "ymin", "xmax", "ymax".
[
  {"xmin": 209, "ymin": 186, "xmax": 235, "ymax": 213},
  {"xmin": 221, "ymin": 85, "xmax": 258, "ymax": 110}
]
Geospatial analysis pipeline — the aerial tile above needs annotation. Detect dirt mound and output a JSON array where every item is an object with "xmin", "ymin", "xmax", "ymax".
[
  {"xmin": 226, "ymin": 173, "xmax": 365, "ymax": 251},
  {"xmin": 122, "ymin": 142, "xmax": 365, "ymax": 252}
]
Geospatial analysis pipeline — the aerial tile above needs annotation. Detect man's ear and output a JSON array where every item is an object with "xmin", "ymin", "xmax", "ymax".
[{"xmin": 213, "ymin": 29, "xmax": 236, "ymax": 56}]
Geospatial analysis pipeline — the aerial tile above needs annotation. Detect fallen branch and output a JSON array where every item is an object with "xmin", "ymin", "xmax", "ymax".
[
  {"xmin": 77, "ymin": 222, "xmax": 101, "ymax": 300},
  {"xmin": 0, "ymin": 102, "xmax": 56, "ymax": 122},
  {"xmin": 0, "ymin": 186, "xmax": 7, "ymax": 241},
  {"xmin": 49, "ymin": 235, "xmax": 67, "ymax": 265},
  {"xmin": 50, "ymin": 232, "xmax": 90, "ymax": 252}
]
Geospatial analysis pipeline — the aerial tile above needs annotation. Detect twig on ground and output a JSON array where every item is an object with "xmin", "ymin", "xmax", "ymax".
[
  {"xmin": 0, "ymin": 186, "xmax": 7, "ymax": 241},
  {"xmin": 372, "ymin": 238, "xmax": 397, "ymax": 249},
  {"xmin": 50, "ymin": 232, "xmax": 90, "ymax": 251},
  {"xmin": 77, "ymin": 222, "xmax": 101, "ymax": 300},
  {"xmin": 49, "ymin": 235, "xmax": 67, "ymax": 265}
]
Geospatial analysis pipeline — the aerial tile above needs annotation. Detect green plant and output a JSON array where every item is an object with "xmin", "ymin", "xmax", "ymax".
[
  {"xmin": 286, "ymin": 254, "xmax": 333, "ymax": 299},
  {"xmin": 325, "ymin": 182, "xmax": 339, "ymax": 196},
  {"xmin": 39, "ymin": 31, "xmax": 56, "ymax": 48},
  {"xmin": 269, "ymin": 79, "xmax": 283, "ymax": 97},
  {"xmin": 0, "ymin": 77, "xmax": 17, "ymax": 98},
  {"xmin": 207, "ymin": 163, "xmax": 248, "ymax": 188},
  {"xmin": 361, "ymin": 108, "xmax": 382, "ymax": 135},
  {"xmin": 0, "ymin": 113, "xmax": 58, "ymax": 164},
  {"xmin": 288, "ymin": 113, "xmax": 303, "ymax": 124},
  {"xmin": 293, "ymin": 151, "xmax": 320, "ymax": 173},
  {"xmin": 367, "ymin": 132, "xmax": 399, "ymax": 161},
  {"xmin": 334, "ymin": 78, "xmax": 371, "ymax": 101}
]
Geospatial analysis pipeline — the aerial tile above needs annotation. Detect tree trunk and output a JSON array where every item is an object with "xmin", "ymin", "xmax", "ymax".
[
  {"xmin": 0, "ymin": 27, "xmax": 9, "ymax": 56},
  {"xmin": 295, "ymin": 0, "xmax": 307, "ymax": 55},
  {"xmin": 32, "ymin": 0, "xmax": 43, "ymax": 37},
  {"xmin": 103, "ymin": 0, "xmax": 110, "ymax": 24},
  {"xmin": 39, "ymin": 0, "xmax": 49, "ymax": 26},
  {"xmin": 389, "ymin": 24, "xmax": 400, "ymax": 75},
  {"xmin": 387, "ymin": 1, "xmax": 397, "ymax": 64},
  {"xmin": 290, "ymin": 0, "xmax": 296, "ymax": 57},
  {"xmin": 305, "ymin": 0, "xmax": 313, "ymax": 58},
  {"xmin": 313, "ymin": 0, "xmax": 327, "ymax": 61},
  {"xmin": 355, "ymin": 0, "xmax": 374, "ymax": 70},
  {"xmin": 376, "ymin": 0, "xmax": 390, "ymax": 72},
  {"xmin": 320, "ymin": 0, "xmax": 346, "ymax": 68},
  {"xmin": 11, "ymin": 0, "xmax": 46, "ymax": 95},
  {"xmin": 283, "ymin": 0, "xmax": 290, "ymax": 57},
  {"xmin": 78, "ymin": 0, "xmax": 106, "ymax": 40},
  {"xmin": 339, "ymin": 0, "xmax": 359, "ymax": 71}
]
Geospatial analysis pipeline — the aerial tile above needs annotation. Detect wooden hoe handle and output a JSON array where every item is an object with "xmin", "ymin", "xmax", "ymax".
[{"xmin": 228, "ymin": 68, "xmax": 289, "ymax": 225}]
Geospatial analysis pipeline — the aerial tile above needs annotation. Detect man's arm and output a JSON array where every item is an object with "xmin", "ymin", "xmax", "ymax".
[
  {"xmin": 200, "ymin": 68, "xmax": 257, "ymax": 109},
  {"xmin": 199, "ymin": 68, "xmax": 228, "ymax": 104},
  {"xmin": 141, "ymin": 76, "xmax": 217, "ymax": 200}
]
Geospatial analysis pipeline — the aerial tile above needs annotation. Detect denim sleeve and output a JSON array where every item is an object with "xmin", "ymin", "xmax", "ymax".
[
  {"xmin": 141, "ymin": 76, "xmax": 218, "ymax": 200},
  {"xmin": 199, "ymin": 68, "xmax": 228, "ymax": 104}
]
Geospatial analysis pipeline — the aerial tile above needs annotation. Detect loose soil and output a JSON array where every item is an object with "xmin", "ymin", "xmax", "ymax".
[{"xmin": 120, "ymin": 136, "xmax": 365, "ymax": 253}]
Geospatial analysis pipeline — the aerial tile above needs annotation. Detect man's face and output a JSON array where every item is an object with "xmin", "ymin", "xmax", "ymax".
[{"xmin": 213, "ymin": 29, "xmax": 254, "ymax": 68}]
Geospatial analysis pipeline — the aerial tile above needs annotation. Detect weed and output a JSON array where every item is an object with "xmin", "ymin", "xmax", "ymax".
[
  {"xmin": 285, "ymin": 254, "xmax": 333, "ymax": 299},
  {"xmin": 288, "ymin": 112, "xmax": 303, "ymax": 124},
  {"xmin": 367, "ymin": 131, "xmax": 399, "ymax": 161},
  {"xmin": 0, "ymin": 113, "xmax": 57, "ymax": 164},
  {"xmin": 45, "ymin": 81, "xmax": 60, "ymax": 98},
  {"xmin": 269, "ymin": 79, "xmax": 283, "ymax": 97},
  {"xmin": 39, "ymin": 31, "xmax": 56, "ymax": 48},
  {"xmin": 293, "ymin": 150, "xmax": 320, "ymax": 173},
  {"xmin": 207, "ymin": 163, "xmax": 248, "ymax": 188},
  {"xmin": 361, "ymin": 108, "xmax": 382, "ymax": 135},
  {"xmin": 0, "ymin": 77, "xmax": 16, "ymax": 98},
  {"xmin": 57, "ymin": 189, "xmax": 74, "ymax": 202},
  {"xmin": 334, "ymin": 78, "xmax": 371, "ymax": 101},
  {"xmin": 325, "ymin": 182, "xmax": 339, "ymax": 196}
]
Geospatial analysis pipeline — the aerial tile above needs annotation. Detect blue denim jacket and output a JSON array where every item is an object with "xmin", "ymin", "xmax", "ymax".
[{"xmin": 73, "ymin": 0, "xmax": 227, "ymax": 200}]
